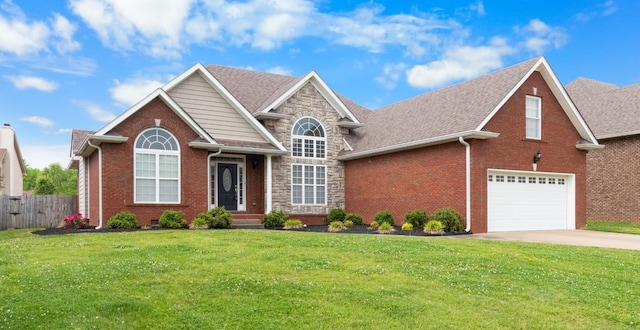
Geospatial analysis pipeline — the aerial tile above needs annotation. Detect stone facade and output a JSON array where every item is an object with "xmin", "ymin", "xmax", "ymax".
[
  {"xmin": 586, "ymin": 135, "xmax": 640, "ymax": 222},
  {"xmin": 265, "ymin": 82, "xmax": 348, "ymax": 217}
]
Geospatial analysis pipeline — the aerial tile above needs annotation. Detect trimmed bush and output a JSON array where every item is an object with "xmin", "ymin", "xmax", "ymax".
[
  {"xmin": 405, "ymin": 210, "xmax": 427, "ymax": 228},
  {"xmin": 368, "ymin": 221, "xmax": 379, "ymax": 230},
  {"xmin": 328, "ymin": 221, "xmax": 345, "ymax": 232},
  {"xmin": 263, "ymin": 210, "xmax": 288, "ymax": 228},
  {"xmin": 284, "ymin": 219, "xmax": 303, "ymax": 229},
  {"xmin": 107, "ymin": 211, "xmax": 138, "ymax": 229},
  {"xmin": 424, "ymin": 220, "xmax": 444, "ymax": 235},
  {"xmin": 373, "ymin": 210, "xmax": 394, "ymax": 226},
  {"xmin": 401, "ymin": 222, "xmax": 414, "ymax": 231},
  {"xmin": 189, "ymin": 217, "xmax": 208, "ymax": 229},
  {"xmin": 432, "ymin": 208, "xmax": 464, "ymax": 232},
  {"xmin": 193, "ymin": 206, "xmax": 233, "ymax": 229},
  {"xmin": 343, "ymin": 220, "xmax": 354, "ymax": 227},
  {"xmin": 327, "ymin": 208, "xmax": 346, "ymax": 223},
  {"xmin": 378, "ymin": 222, "xmax": 393, "ymax": 234},
  {"xmin": 159, "ymin": 210, "xmax": 187, "ymax": 229},
  {"xmin": 344, "ymin": 213, "xmax": 363, "ymax": 225}
]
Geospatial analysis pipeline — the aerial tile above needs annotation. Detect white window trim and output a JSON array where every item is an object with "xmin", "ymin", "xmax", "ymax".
[
  {"xmin": 526, "ymin": 95, "xmax": 542, "ymax": 140},
  {"xmin": 291, "ymin": 117, "xmax": 327, "ymax": 160},
  {"xmin": 133, "ymin": 128, "xmax": 181, "ymax": 204},
  {"xmin": 291, "ymin": 164, "xmax": 327, "ymax": 205}
]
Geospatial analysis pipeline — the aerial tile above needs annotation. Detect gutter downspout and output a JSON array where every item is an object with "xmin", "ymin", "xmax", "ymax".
[
  {"xmin": 458, "ymin": 137, "xmax": 471, "ymax": 232},
  {"xmin": 266, "ymin": 155, "xmax": 273, "ymax": 213},
  {"xmin": 87, "ymin": 140, "xmax": 103, "ymax": 230}
]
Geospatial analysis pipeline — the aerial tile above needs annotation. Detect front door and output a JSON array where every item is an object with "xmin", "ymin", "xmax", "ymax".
[{"xmin": 217, "ymin": 163, "xmax": 237, "ymax": 211}]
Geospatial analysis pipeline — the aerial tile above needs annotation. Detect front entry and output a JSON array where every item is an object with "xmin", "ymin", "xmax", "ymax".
[{"xmin": 217, "ymin": 163, "xmax": 238, "ymax": 211}]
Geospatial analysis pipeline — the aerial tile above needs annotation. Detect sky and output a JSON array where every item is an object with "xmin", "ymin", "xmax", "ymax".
[{"xmin": 1, "ymin": 0, "xmax": 638, "ymax": 169}]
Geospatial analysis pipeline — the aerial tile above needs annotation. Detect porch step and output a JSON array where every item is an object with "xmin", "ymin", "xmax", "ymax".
[{"xmin": 232, "ymin": 218, "xmax": 264, "ymax": 229}]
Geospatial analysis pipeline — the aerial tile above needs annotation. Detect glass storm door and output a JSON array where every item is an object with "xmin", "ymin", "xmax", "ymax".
[{"xmin": 217, "ymin": 163, "xmax": 238, "ymax": 211}]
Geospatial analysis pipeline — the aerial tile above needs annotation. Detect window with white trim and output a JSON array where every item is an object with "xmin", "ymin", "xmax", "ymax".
[
  {"xmin": 292, "ymin": 164, "xmax": 326, "ymax": 205},
  {"xmin": 134, "ymin": 128, "xmax": 180, "ymax": 203},
  {"xmin": 292, "ymin": 117, "xmax": 326, "ymax": 158},
  {"xmin": 526, "ymin": 95, "xmax": 541, "ymax": 139}
]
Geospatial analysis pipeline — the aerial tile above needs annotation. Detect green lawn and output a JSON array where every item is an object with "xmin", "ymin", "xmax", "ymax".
[
  {"xmin": 1, "ymin": 229, "xmax": 639, "ymax": 329},
  {"xmin": 587, "ymin": 220, "xmax": 640, "ymax": 235}
]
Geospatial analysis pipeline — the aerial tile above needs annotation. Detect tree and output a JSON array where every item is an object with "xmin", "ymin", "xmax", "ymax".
[
  {"xmin": 27, "ymin": 162, "xmax": 77, "ymax": 195},
  {"xmin": 33, "ymin": 177, "xmax": 55, "ymax": 195},
  {"xmin": 23, "ymin": 161, "xmax": 40, "ymax": 191}
]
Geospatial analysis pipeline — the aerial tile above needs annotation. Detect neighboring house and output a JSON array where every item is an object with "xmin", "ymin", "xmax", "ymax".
[
  {"xmin": 566, "ymin": 78, "xmax": 640, "ymax": 222},
  {"xmin": 70, "ymin": 56, "xmax": 602, "ymax": 232},
  {"xmin": 0, "ymin": 124, "xmax": 26, "ymax": 196}
]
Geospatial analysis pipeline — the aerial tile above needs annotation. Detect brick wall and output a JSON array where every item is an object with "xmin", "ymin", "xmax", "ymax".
[
  {"xmin": 586, "ymin": 135, "xmax": 640, "ymax": 222},
  {"xmin": 345, "ymin": 71, "xmax": 589, "ymax": 232},
  {"xmin": 98, "ymin": 97, "xmax": 211, "ymax": 226}
]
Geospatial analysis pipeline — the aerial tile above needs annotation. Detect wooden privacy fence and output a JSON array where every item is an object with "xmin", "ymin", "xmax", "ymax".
[{"xmin": 0, "ymin": 195, "xmax": 78, "ymax": 230}]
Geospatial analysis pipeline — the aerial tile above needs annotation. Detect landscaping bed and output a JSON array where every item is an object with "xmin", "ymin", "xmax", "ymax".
[{"xmin": 279, "ymin": 224, "xmax": 470, "ymax": 236}]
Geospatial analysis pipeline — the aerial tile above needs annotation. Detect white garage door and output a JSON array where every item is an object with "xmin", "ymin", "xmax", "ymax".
[{"xmin": 487, "ymin": 170, "xmax": 575, "ymax": 232}]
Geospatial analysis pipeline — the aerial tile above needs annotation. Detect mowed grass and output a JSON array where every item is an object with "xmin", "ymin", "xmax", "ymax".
[
  {"xmin": 587, "ymin": 220, "xmax": 640, "ymax": 235},
  {"xmin": 1, "ymin": 229, "xmax": 639, "ymax": 329}
]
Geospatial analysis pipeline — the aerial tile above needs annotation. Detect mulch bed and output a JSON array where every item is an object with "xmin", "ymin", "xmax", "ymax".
[{"xmin": 32, "ymin": 225, "xmax": 471, "ymax": 236}]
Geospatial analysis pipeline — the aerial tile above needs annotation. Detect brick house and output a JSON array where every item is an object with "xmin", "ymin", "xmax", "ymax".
[
  {"xmin": 70, "ymin": 56, "xmax": 601, "ymax": 232},
  {"xmin": 566, "ymin": 78, "xmax": 640, "ymax": 222}
]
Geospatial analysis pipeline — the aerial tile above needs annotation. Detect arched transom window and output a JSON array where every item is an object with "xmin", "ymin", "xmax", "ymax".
[
  {"xmin": 134, "ymin": 128, "xmax": 180, "ymax": 203},
  {"xmin": 291, "ymin": 117, "xmax": 326, "ymax": 158}
]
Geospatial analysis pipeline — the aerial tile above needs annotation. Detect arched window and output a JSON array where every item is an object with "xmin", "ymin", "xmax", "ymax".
[
  {"xmin": 291, "ymin": 117, "xmax": 326, "ymax": 158},
  {"xmin": 291, "ymin": 117, "xmax": 327, "ymax": 205},
  {"xmin": 134, "ymin": 128, "xmax": 180, "ymax": 203}
]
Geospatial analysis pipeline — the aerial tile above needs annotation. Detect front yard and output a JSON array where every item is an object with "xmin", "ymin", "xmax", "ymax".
[
  {"xmin": 587, "ymin": 220, "xmax": 640, "ymax": 235},
  {"xmin": 1, "ymin": 229, "xmax": 638, "ymax": 329}
]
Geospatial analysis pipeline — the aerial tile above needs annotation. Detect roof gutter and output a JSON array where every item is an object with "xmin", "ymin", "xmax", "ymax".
[
  {"xmin": 458, "ymin": 137, "xmax": 472, "ymax": 233},
  {"xmin": 337, "ymin": 130, "xmax": 498, "ymax": 161},
  {"xmin": 189, "ymin": 141, "xmax": 289, "ymax": 155}
]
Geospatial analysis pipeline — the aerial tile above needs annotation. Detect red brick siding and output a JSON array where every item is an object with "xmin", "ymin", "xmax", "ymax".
[
  {"xmin": 472, "ymin": 71, "xmax": 587, "ymax": 232},
  {"xmin": 345, "ymin": 71, "xmax": 588, "ymax": 233},
  {"xmin": 245, "ymin": 155, "xmax": 265, "ymax": 214},
  {"xmin": 345, "ymin": 143, "xmax": 467, "ymax": 225},
  {"xmin": 586, "ymin": 135, "xmax": 640, "ymax": 222}
]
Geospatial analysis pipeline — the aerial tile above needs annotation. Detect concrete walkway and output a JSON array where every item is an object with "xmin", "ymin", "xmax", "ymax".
[{"xmin": 451, "ymin": 230, "xmax": 640, "ymax": 250}]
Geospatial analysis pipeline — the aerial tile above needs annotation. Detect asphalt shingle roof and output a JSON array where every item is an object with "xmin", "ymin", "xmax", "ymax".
[{"xmin": 566, "ymin": 77, "xmax": 640, "ymax": 139}]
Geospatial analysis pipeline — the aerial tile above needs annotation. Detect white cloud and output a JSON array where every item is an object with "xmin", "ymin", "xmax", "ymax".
[
  {"xmin": 517, "ymin": 19, "xmax": 567, "ymax": 54},
  {"xmin": 266, "ymin": 66, "xmax": 292, "ymax": 76},
  {"xmin": 21, "ymin": 144, "xmax": 71, "ymax": 169},
  {"xmin": 54, "ymin": 128, "xmax": 73, "ymax": 135},
  {"xmin": 406, "ymin": 37, "xmax": 514, "ymax": 89},
  {"xmin": 469, "ymin": 1, "xmax": 486, "ymax": 17},
  {"xmin": 0, "ymin": 2, "xmax": 80, "ymax": 56},
  {"xmin": 109, "ymin": 77, "xmax": 164, "ymax": 107},
  {"xmin": 375, "ymin": 62, "xmax": 408, "ymax": 90},
  {"xmin": 73, "ymin": 100, "xmax": 117, "ymax": 122},
  {"xmin": 7, "ymin": 75, "xmax": 58, "ymax": 92},
  {"xmin": 20, "ymin": 116, "xmax": 55, "ymax": 127}
]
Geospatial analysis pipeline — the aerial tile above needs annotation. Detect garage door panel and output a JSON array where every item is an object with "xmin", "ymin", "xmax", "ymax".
[{"xmin": 487, "ymin": 171, "xmax": 571, "ymax": 232}]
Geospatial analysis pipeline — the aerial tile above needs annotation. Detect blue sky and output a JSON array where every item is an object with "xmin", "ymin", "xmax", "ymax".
[{"xmin": 1, "ymin": 0, "xmax": 638, "ymax": 169}]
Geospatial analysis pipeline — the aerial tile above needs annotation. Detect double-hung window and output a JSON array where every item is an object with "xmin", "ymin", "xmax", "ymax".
[
  {"xmin": 291, "ymin": 117, "xmax": 327, "ymax": 205},
  {"xmin": 134, "ymin": 128, "xmax": 180, "ymax": 203},
  {"xmin": 526, "ymin": 95, "xmax": 541, "ymax": 139}
]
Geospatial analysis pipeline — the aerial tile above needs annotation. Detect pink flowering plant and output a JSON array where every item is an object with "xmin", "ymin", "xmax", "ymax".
[{"xmin": 63, "ymin": 213, "xmax": 88, "ymax": 229}]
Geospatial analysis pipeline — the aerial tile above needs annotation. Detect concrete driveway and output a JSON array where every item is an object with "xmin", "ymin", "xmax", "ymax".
[{"xmin": 452, "ymin": 230, "xmax": 640, "ymax": 250}]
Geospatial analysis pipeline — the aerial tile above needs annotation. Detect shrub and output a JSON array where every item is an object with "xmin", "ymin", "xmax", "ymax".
[
  {"xmin": 424, "ymin": 220, "xmax": 444, "ymax": 235},
  {"xmin": 368, "ymin": 221, "xmax": 379, "ymax": 230},
  {"xmin": 107, "ymin": 211, "xmax": 138, "ymax": 229},
  {"xmin": 327, "ymin": 208, "xmax": 346, "ymax": 223},
  {"xmin": 343, "ymin": 220, "xmax": 354, "ymax": 227},
  {"xmin": 193, "ymin": 206, "xmax": 233, "ymax": 229},
  {"xmin": 373, "ymin": 210, "xmax": 394, "ymax": 226},
  {"xmin": 405, "ymin": 210, "xmax": 427, "ymax": 228},
  {"xmin": 62, "ymin": 213, "xmax": 88, "ymax": 229},
  {"xmin": 159, "ymin": 210, "xmax": 187, "ymax": 229},
  {"xmin": 328, "ymin": 221, "xmax": 345, "ymax": 232},
  {"xmin": 263, "ymin": 210, "xmax": 288, "ymax": 228},
  {"xmin": 378, "ymin": 222, "xmax": 393, "ymax": 234},
  {"xmin": 401, "ymin": 222, "xmax": 414, "ymax": 231},
  {"xmin": 284, "ymin": 219, "xmax": 303, "ymax": 229},
  {"xmin": 432, "ymin": 208, "xmax": 464, "ymax": 232},
  {"xmin": 344, "ymin": 213, "xmax": 363, "ymax": 225},
  {"xmin": 189, "ymin": 217, "xmax": 208, "ymax": 230}
]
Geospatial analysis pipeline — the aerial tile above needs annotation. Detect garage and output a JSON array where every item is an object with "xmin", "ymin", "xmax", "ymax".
[{"xmin": 487, "ymin": 170, "xmax": 575, "ymax": 232}]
